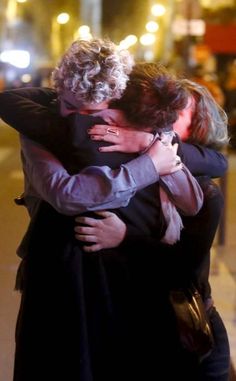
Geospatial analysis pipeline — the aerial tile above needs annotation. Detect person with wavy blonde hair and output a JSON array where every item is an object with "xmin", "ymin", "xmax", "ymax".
[{"xmin": 177, "ymin": 79, "xmax": 229, "ymax": 150}]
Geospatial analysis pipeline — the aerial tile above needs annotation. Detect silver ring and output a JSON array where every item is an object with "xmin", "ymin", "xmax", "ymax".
[{"xmin": 106, "ymin": 127, "xmax": 119, "ymax": 136}]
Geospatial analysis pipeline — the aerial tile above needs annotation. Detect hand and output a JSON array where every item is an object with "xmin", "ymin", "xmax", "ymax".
[
  {"xmin": 74, "ymin": 211, "xmax": 127, "ymax": 252},
  {"xmin": 146, "ymin": 140, "xmax": 182, "ymax": 175},
  {"xmin": 88, "ymin": 124, "xmax": 154, "ymax": 153}
]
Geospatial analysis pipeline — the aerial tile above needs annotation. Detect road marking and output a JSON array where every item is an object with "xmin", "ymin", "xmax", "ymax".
[{"xmin": 0, "ymin": 147, "xmax": 13, "ymax": 163}]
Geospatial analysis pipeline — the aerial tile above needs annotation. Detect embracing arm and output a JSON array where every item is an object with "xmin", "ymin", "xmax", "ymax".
[
  {"xmin": 21, "ymin": 136, "xmax": 179, "ymax": 215},
  {"xmin": 88, "ymin": 125, "xmax": 228, "ymax": 178},
  {"xmin": 178, "ymin": 141, "xmax": 228, "ymax": 178},
  {"xmin": 0, "ymin": 87, "xmax": 62, "ymax": 148},
  {"xmin": 160, "ymin": 165, "xmax": 203, "ymax": 216},
  {"xmin": 21, "ymin": 137, "xmax": 159, "ymax": 215}
]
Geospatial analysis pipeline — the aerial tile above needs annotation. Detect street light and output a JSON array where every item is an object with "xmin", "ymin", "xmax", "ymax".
[
  {"xmin": 151, "ymin": 4, "xmax": 166, "ymax": 17},
  {"xmin": 146, "ymin": 21, "xmax": 159, "ymax": 33},
  {"xmin": 74, "ymin": 25, "xmax": 92, "ymax": 40},
  {"xmin": 51, "ymin": 12, "xmax": 71, "ymax": 62},
  {"xmin": 57, "ymin": 13, "xmax": 70, "ymax": 25}
]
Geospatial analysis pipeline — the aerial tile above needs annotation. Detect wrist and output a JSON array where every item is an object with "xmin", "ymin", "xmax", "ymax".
[{"xmin": 140, "ymin": 133, "xmax": 154, "ymax": 154}]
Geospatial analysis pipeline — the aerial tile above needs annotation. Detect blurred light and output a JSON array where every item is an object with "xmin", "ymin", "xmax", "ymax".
[
  {"xmin": 144, "ymin": 50, "xmax": 155, "ymax": 62},
  {"xmin": 146, "ymin": 21, "xmax": 159, "ymax": 33},
  {"xmin": 17, "ymin": 0, "xmax": 27, "ymax": 3},
  {"xmin": 119, "ymin": 35, "xmax": 138, "ymax": 49},
  {"xmin": 6, "ymin": 0, "xmax": 17, "ymax": 22},
  {"xmin": 172, "ymin": 19, "xmax": 205, "ymax": 36},
  {"xmin": 0, "ymin": 50, "xmax": 30, "ymax": 68},
  {"xmin": 74, "ymin": 25, "xmax": 92, "ymax": 40},
  {"xmin": 21, "ymin": 73, "xmax": 32, "ymax": 83},
  {"xmin": 125, "ymin": 35, "xmax": 138, "ymax": 46},
  {"xmin": 201, "ymin": 0, "xmax": 234, "ymax": 8},
  {"xmin": 5, "ymin": 68, "xmax": 18, "ymax": 82},
  {"xmin": 151, "ymin": 4, "xmax": 166, "ymax": 17},
  {"xmin": 140, "ymin": 33, "xmax": 156, "ymax": 46},
  {"xmin": 56, "ymin": 13, "xmax": 70, "ymax": 25}
]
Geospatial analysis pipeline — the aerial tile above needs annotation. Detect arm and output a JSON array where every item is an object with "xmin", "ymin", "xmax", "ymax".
[
  {"xmin": 178, "ymin": 141, "xmax": 228, "ymax": 178},
  {"xmin": 88, "ymin": 125, "xmax": 228, "ymax": 178},
  {"xmin": 160, "ymin": 165, "xmax": 203, "ymax": 216},
  {"xmin": 74, "ymin": 211, "xmax": 172, "ymax": 253},
  {"xmin": 0, "ymin": 88, "xmax": 62, "ymax": 149},
  {"xmin": 21, "ymin": 136, "xmax": 179, "ymax": 215},
  {"xmin": 74, "ymin": 179, "xmax": 223, "ymax": 255},
  {"xmin": 0, "ymin": 87, "xmax": 57, "ymax": 105}
]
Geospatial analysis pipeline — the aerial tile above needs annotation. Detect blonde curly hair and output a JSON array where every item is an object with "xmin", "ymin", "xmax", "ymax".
[
  {"xmin": 52, "ymin": 38, "xmax": 134, "ymax": 104},
  {"xmin": 180, "ymin": 79, "xmax": 229, "ymax": 150}
]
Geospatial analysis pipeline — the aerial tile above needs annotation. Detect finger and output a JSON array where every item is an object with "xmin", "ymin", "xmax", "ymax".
[
  {"xmin": 94, "ymin": 210, "xmax": 113, "ymax": 218},
  {"xmin": 83, "ymin": 243, "xmax": 102, "ymax": 252},
  {"xmin": 75, "ymin": 216, "xmax": 98, "ymax": 226},
  {"xmin": 172, "ymin": 143, "xmax": 179, "ymax": 154},
  {"xmin": 176, "ymin": 155, "xmax": 181, "ymax": 165},
  {"xmin": 75, "ymin": 234, "xmax": 97, "ymax": 242},
  {"xmin": 99, "ymin": 145, "xmax": 121, "ymax": 152},
  {"xmin": 75, "ymin": 216, "xmax": 87, "ymax": 224},
  {"xmin": 87, "ymin": 125, "xmax": 108, "ymax": 135},
  {"xmin": 170, "ymin": 163, "xmax": 183, "ymax": 173},
  {"xmin": 90, "ymin": 134, "xmax": 118, "ymax": 143},
  {"xmin": 74, "ymin": 226, "xmax": 95, "ymax": 234}
]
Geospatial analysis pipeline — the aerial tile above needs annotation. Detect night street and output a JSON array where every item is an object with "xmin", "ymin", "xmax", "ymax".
[{"xmin": 0, "ymin": 121, "xmax": 28, "ymax": 381}]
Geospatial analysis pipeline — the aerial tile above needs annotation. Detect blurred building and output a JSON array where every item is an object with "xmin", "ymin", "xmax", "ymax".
[{"xmin": 0, "ymin": 0, "xmax": 236, "ymax": 87}]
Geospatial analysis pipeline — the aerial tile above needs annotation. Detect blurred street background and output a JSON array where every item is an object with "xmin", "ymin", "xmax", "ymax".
[{"xmin": 0, "ymin": 0, "xmax": 236, "ymax": 380}]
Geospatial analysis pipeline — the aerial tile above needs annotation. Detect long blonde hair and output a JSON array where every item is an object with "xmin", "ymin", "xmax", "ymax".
[{"xmin": 180, "ymin": 79, "xmax": 229, "ymax": 149}]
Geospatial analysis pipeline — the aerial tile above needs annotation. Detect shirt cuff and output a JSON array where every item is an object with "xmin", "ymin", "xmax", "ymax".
[{"xmin": 124, "ymin": 154, "xmax": 159, "ymax": 189}]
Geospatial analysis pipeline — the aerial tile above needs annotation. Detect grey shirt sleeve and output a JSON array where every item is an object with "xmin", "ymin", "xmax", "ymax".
[
  {"xmin": 21, "ymin": 136, "xmax": 159, "ymax": 215},
  {"xmin": 160, "ymin": 165, "xmax": 204, "ymax": 216}
]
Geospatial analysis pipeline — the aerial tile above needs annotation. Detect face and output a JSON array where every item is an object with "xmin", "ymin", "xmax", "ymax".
[
  {"xmin": 60, "ymin": 90, "xmax": 109, "ymax": 115},
  {"xmin": 173, "ymin": 96, "xmax": 194, "ymax": 141}
]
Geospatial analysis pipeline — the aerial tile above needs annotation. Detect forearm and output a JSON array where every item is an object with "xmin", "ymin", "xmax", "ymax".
[
  {"xmin": 0, "ymin": 87, "xmax": 56, "ymax": 106},
  {"xmin": 21, "ymin": 137, "xmax": 159, "ymax": 215},
  {"xmin": 160, "ymin": 165, "xmax": 204, "ymax": 215},
  {"xmin": 0, "ymin": 88, "xmax": 60, "ymax": 146}
]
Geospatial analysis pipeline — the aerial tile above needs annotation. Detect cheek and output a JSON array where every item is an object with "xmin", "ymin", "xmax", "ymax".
[{"xmin": 173, "ymin": 114, "xmax": 192, "ymax": 141}]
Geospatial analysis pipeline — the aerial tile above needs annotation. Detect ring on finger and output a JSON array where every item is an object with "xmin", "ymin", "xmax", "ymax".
[{"xmin": 106, "ymin": 127, "xmax": 119, "ymax": 136}]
